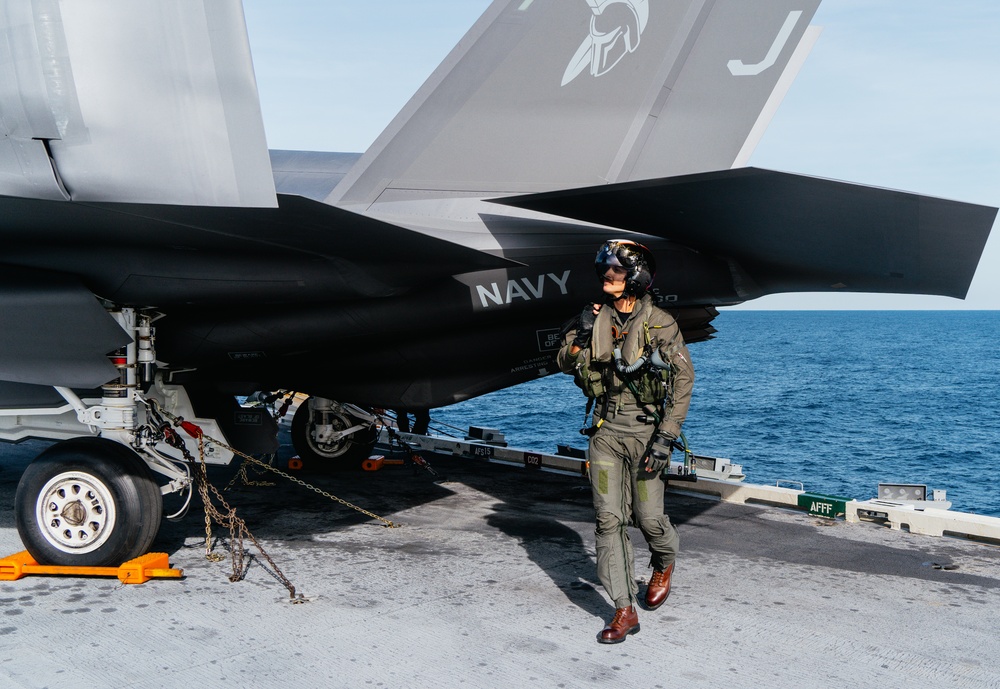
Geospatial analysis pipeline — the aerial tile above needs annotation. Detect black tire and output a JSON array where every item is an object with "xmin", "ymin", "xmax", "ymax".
[
  {"xmin": 290, "ymin": 400, "xmax": 377, "ymax": 470},
  {"xmin": 15, "ymin": 438, "xmax": 163, "ymax": 567}
]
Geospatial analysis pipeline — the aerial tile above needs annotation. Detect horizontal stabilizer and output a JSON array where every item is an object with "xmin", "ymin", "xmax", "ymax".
[{"xmin": 493, "ymin": 168, "xmax": 997, "ymax": 300}]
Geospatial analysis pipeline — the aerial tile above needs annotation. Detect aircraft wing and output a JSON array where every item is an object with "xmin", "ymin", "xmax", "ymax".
[
  {"xmin": 0, "ymin": 0, "xmax": 275, "ymax": 207},
  {"xmin": 492, "ymin": 168, "xmax": 997, "ymax": 300},
  {"xmin": 0, "ymin": 192, "xmax": 519, "ymax": 307},
  {"xmin": 0, "ymin": 192, "xmax": 519, "ymax": 388}
]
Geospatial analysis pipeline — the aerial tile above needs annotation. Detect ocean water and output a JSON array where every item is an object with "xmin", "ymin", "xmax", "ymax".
[{"xmin": 432, "ymin": 311, "xmax": 1000, "ymax": 517}]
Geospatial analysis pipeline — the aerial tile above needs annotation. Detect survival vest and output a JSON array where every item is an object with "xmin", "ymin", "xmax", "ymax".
[{"xmin": 573, "ymin": 318, "xmax": 680, "ymax": 407}]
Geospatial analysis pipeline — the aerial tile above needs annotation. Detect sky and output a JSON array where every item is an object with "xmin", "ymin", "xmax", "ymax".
[{"xmin": 241, "ymin": 1, "xmax": 1000, "ymax": 309}]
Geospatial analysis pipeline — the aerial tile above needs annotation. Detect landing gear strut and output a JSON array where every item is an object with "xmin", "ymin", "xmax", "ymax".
[{"xmin": 4, "ymin": 307, "xmax": 231, "ymax": 567}]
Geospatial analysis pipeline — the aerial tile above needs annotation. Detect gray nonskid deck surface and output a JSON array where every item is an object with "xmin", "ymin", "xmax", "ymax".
[{"xmin": 1, "ymin": 438, "xmax": 998, "ymax": 688}]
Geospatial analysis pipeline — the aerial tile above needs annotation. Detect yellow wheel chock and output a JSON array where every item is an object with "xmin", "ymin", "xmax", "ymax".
[{"xmin": 0, "ymin": 551, "xmax": 183, "ymax": 585}]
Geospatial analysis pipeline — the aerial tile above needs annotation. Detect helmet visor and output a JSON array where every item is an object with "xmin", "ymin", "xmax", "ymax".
[
  {"xmin": 595, "ymin": 242, "xmax": 636, "ymax": 276},
  {"xmin": 596, "ymin": 245, "xmax": 621, "ymax": 268}
]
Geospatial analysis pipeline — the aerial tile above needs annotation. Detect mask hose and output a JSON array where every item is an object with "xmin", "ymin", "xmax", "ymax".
[{"xmin": 613, "ymin": 346, "xmax": 671, "ymax": 374}]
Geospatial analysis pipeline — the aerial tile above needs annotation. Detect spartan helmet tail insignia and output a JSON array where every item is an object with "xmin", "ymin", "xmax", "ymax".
[{"xmin": 561, "ymin": 0, "xmax": 650, "ymax": 86}]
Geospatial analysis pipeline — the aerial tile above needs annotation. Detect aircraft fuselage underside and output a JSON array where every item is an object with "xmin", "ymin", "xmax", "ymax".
[{"xmin": 0, "ymin": 197, "xmax": 731, "ymax": 412}]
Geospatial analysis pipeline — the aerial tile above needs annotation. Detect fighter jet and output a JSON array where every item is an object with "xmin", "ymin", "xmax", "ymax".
[{"xmin": 0, "ymin": 0, "xmax": 994, "ymax": 566}]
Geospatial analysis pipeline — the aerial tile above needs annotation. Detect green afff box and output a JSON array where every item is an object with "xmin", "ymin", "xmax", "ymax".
[{"xmin": 797, "ymin": 493, "xmax": 851, "ymax": 518}]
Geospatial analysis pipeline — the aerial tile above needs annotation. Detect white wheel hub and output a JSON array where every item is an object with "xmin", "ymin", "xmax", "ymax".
[
  {"xmin": 307, "ymin": 412, "xmax": 352, "ymax": 458},
  {"xmin": 35, "ymin": 471, "xmax": 118, "ymax": 554}
]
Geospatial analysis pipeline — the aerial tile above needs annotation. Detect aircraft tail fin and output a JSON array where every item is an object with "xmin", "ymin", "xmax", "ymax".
[
  {"xmin": 329, "ymin": 0, "xmax": 821, "ymax": 209},
  {"xmin": 0, "ymin": 0, "xmax": 275, "ymax": 207}
]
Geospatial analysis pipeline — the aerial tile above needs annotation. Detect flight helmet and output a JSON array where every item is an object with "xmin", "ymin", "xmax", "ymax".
[{"xmin": 595, "ymin": 239, "xmax": 656, "ymax": 296}]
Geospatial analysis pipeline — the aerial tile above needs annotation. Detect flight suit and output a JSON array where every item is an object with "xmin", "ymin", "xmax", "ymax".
[{"xmin": 558, "ymin": 294, "xmax": 694, "ymax": 609}]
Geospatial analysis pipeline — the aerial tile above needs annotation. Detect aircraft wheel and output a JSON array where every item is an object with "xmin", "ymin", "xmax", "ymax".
[
  {"xmin": 290, "ymin": 400, "xmax": 377, "ymax": 470},
  {"xmin": 15, "ymin": 438, "xmax": 163, "ymax": 567}
]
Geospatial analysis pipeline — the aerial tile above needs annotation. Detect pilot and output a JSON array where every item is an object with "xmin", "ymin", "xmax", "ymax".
[{"xmin": 557, "ymin": 239, "xmax": 694, "ymax": 644}]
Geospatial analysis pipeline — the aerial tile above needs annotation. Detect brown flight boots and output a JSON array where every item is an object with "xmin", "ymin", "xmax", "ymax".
[
  {"xmin": 597, "ymin": 605, "xmax": 640, "ymax": 644},
  {"xmin": 644, "ymin": 562, "xmax": 674, "ymax": 610}
]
